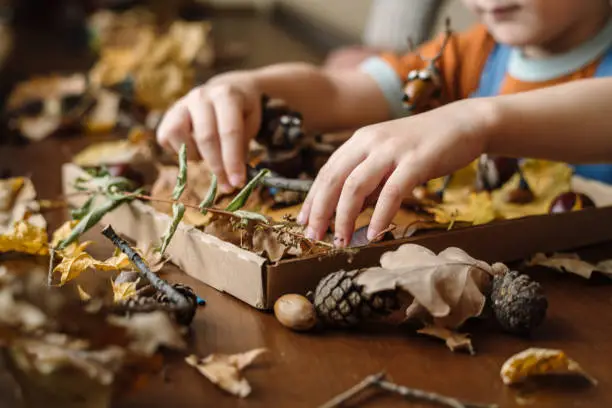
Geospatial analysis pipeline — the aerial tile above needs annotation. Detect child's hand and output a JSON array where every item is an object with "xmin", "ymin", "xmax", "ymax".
[
  {"xmin": 156, "ymin": 72, "xmax": 262, "ymax": 193},
  {"xmin": 298, "ymin": 99, "xmax": 496, "ymax": 246}
]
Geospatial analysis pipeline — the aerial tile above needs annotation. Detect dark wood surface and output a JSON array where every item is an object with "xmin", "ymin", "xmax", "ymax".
[{"xmin": 2, "ymin": 11, "xmax": 612, "ymax": 408}]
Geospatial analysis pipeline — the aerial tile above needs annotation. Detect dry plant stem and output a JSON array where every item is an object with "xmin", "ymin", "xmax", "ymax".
[
  {"xmin": 101, "ymin": 225, "xmax": 191, "ymax": 312},
  {"xmin": 120, "ymin": 192, "xmax": 334, "ymax": 248},
  {"xmin": 318, "ymin": 372, "xmax": 386, "ymax": 408},
  {"xmin": 261, "ymin": 176, "xmax": 313, "ymax": 193}
]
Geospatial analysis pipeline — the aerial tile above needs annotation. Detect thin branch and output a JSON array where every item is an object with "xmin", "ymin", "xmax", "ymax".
[
  {"xmin": 101, "ymin": 225, "xmax": 196, "ymax": 325},
  {"xmin": 261, "ymin": 176, "xmax": 313, "ymax": 193},
  {"xmin": 47, "ymin": 246, "xmax": 55, "ymax": 287},
  {"xmin": 319, "ymin": 373, "xmax": 498, "ymax": 408},
  {"xmin": 318, "ymin": 372, "xmax": 385, "ymax": 408}
]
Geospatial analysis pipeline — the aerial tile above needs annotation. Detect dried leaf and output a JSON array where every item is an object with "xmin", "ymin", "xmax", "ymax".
[
  {"xmin": 0, "ymin": 177, "xmax": 46, "ymax": 234},
  {"xmin": 417, "ymin": 325, "xmax": 474, "ymax": 355},
  {"xmin": 72, "ymin": 139, "xmax": 151, "ymax": 167},
  {"xmin": 0, "ymin": 220, "xmax": 49, "ymax": 256},
  {"xmin": 77, "ymin": 285, "xmax": 92, "ymax": 301},
  {"xmin": 225, "ymin": 169, "xmax": 270, "ymax": 212},
  {"xmin": 172, "ymin": 143, "xmax": 187, "ymax": 200},
  {"xmin": 500, "ymin": 348, "xmax": 597, "ymax": 386},
  {"xmin": 112, "ymin": 278, "xmax": 139, "ymax": 303},
  {"xmin": 527, "ymin": 253, "xmax": 612, "ymax": 279},
  {"xmin": 53, "ymin": 251, "xmax": 131, "ymax": 286},
  {"xmin": 185, "ymin": 348, "xmax": 267, "ymax": 398},
  {"xmin": 233, "ymin": 210, "xmax": 269, "ymax": 223},
  {"xmin": 158, "ymin": 202, "xmax": 185, "ymax": 255},
  {"xmin": 84, "ymin": 89, "xmax": 121, "ymax": 133},
  {"xmin": 199, "ymin": 173, "xmax": 217, "ymax": 214},
  {"xmin": 426, "ymin": 160, "xmax": 572, "ymax": 224},
  {"xmin": 108, "ymin": 311, "xmax": 186, "ymax": 355},
  {"xmin": 7, "ymin": 74, "xmax": 87, "ymax": 111},
  {"xmin": 354, "ymin": 244, "xmax": 493, "ymax": 329}
]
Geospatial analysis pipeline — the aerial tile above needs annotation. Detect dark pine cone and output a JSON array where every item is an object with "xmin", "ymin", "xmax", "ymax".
[
  {"xmin": 313, "ymin": 270, "xmax": 399, "ymax": 327},
  {"xmin": 154, "ymin": 283, "xmax": 199, "ymax": 326},
  {"xmin": 491, "ymin": 270, "xmax": 548, "ymax": 336}
]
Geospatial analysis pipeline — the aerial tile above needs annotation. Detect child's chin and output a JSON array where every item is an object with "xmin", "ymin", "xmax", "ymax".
[{"xmin": 487, "ymin": 24, "xmax": 539, "ymax": 47}]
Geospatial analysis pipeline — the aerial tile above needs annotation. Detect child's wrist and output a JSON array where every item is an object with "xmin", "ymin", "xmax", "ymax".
[{"xmin": 469, "ymin": 97, "xmax": 505, "ymax": 155}]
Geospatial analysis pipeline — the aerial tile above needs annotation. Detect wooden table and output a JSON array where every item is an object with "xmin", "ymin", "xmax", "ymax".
[{"xmin": 2, "ymin": 11, "xmax": 612, "ymax": 408}]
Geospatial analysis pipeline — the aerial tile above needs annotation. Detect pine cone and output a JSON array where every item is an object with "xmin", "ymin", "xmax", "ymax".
[
  {"xmin": 313, "ymin": 270, "xmax": 399, "ymax": 327},
  {"xmin": 491, "ymin": 270, "xmax": 547, "ymax": 336}
]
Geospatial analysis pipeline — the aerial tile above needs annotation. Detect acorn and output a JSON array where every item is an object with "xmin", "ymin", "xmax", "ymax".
[
  {"xmin": 274, "ymin": 294, "xmax": 318, "ymax": 332},
  {"xmin": 548, "ymin": 192, "xmax": 595, "ymax": 214}
]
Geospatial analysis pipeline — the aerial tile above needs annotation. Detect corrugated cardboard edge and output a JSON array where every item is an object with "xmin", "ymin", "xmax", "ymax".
[
  {"xmin": 265, "ymin": 181, "xmax": 612, "ymax": 308},
  {"xmin": 61, "ymin": 163, "xmax": 269, "ymax": 309}
]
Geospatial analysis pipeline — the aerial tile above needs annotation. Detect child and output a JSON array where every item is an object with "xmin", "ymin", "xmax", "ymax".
[{"xmin": 157, "ymin": 0, "xmax": 612, "ymax": 246}]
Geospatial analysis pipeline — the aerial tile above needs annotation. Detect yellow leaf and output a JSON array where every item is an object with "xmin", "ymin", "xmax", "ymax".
[
  {"xmin": 0, "ymin": 220, "xmax": 49, "ymax": 255},
  {"xmin": 53, "ymin": 251, "xmax": 131, "ymax": 285},
  {"xmin": 77, "ymin": 285, "xmax": 92, "ymax": 301},
  {"xmin": 185, "ymin": 348, "xmax": 268, "ymax": 398},
  {"xmin": 112, "ymin": 278, "xmax": 140, "ymax": 303},
  {"xmin": 430, "ymin": 192, "xmax": 496, "ymax": 225},
  {"xmin": 501, "ymin": 348, "xmax": 597, "ymax": 386}
]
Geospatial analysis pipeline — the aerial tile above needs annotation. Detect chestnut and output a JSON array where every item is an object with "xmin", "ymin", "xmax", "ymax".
[
  {"xmin": 548, "ymin": 191, "xmax": 595, "ymax": 214},
  {"xmin": 476, "ymin": 155, "xmax": 519, "ymax": 191},
  {"xmin": 349, "ymin": 224, "xmax": 394, "ymax": 247},
  {"xmin": 274, "ymin": 294, "xmax": 318, "ymax": 332}
]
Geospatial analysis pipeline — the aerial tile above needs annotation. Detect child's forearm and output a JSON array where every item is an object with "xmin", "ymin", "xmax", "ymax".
[
  {"xmin": 484, "ymin": 77, "xmax": 612, "ymax": 162},
  {"xmin": 251, "ymin": 63, "xmax": 391, "ymax": 132}
]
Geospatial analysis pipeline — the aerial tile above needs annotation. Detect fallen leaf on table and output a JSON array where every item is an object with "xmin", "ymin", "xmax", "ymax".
[
  {"xmin": 77, "ymin": 285, "xmax": 92, "ymax": 301},
  {"xmin": 527, "ymin": 253, "xmax": 612, "ymax": 279},
  {"xmin": 72, "ymin": 138, "xmax": 151, "ymax": 168},
  {"xmin": 417, "ymin": 325, "xmax": 475, "ymax": 355},
  {"xmin": 355, "ymin": 244, "xmax": 493, "ymax": 329},
  {"xmin": 112, "ymin": 278, "xmax": 140, "ymax": 303},
  {"xmin": 84, "ymin": 89, "xmax": 121, "ymax": 133},
  {"xmin": 6, "ymin": 73, "xmax": 87, "ymax": 112},
  {"xmin": 108, "ymin": 311, "xmax": 186, "ymax": 355},
  {"xmin": 0, "ymin": 177, "xmax": 46, "ymax": 233},
  {"xmin": 53, "ymin": 250, "xmax": 131, "ymax": 285},
  {"xmin": 501, "ymin": 348, "xmax": 597, "ymax": 386},
  {"xmin": 185, "ymin": 348, "xmax": 268, "ymax": 398},
  {"xmin": 0, "ymin": 220, "xmax": 49, "ymax": 256}
]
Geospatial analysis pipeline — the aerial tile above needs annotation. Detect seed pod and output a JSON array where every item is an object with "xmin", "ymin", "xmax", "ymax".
[{"xmin": 274, "ymin": 294, "xmax": 318, "ymax": 332}]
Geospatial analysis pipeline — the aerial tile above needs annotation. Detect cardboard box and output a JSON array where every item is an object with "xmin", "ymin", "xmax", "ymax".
[{"xmin": 62, "ymin": 163, "xmax": 612, "ymax": 310}]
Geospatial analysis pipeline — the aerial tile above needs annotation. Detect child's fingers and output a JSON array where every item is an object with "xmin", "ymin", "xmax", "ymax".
[
  {"xmin": 156, "ymin": 100, "xmax": 192, "ymax": 154},
  {"xmin": 304, "ymin": 151, "xmax": 367, "ymax": 240},
  {"xmin": 368, "ymin": 161, "xmax": 422, "ymax": 240},
  {"xmin": 213, "ymin": 89, "xmax": 247, "ymax": 188},
  {"xmin": 333, "ymin": 155, "xmax": 393, "ymax": 247},
  {"xmin": 186, "ymin": 94, "xmax": 232, "ymax": 192}
]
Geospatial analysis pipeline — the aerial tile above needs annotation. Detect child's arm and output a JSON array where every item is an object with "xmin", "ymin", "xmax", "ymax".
[
  {"xmin": 298, "ymin": 77, "xmax": 612, "ymax": 246},
  {"xmin": 156, "ymin": 63, "xmax": 389, "ymax": 192}
]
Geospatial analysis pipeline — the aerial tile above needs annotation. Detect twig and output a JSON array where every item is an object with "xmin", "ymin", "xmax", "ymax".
[
  {"xmin": 261, "ymin": 176, "xmax": 313, "ymax": 193},
  {"xmin": 47, "ymin": 246, "xmax": 55, "ymax": 287},
  {"xmin": 320, "ymin": 373, "xmax": 498, "ymax": 408},
  {"xmin": 101, "ymin": 225, "xmax": 196, "ymax": 325},
  {"xmin": 318, "ymin": 372, "xmax": 386, "ymax": 408}
]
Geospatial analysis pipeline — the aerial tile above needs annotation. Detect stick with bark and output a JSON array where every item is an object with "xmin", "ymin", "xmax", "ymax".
[{"xmin": 101, "ymin": 225, "xmax": 196, "ymax": 325}]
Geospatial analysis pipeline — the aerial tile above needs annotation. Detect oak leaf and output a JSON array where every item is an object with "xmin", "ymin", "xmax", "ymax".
[
  {"xmin": 112, "ymin": 278, "xmax": 140, "ymax": 303},
  {"xmin": 354, "ymin": 244, "xmax": 493, "ymax": 329},
  {"xmin": 53, "ymin": 251, "xmax": 131, "ymax": 286},
  {"xmin": 72, "ymin": 138, "xmax": 151, "ymax": 168},
  {"xmin": 527, "ymin": 253, "xmax": 612, "ymax": 279},
  {"xmin": 185, "ymin": 348, "xmax": 268, "ymax": 398},
  {"xmin": 0, "ymin": 177, "xmax": 46, "ymax": 234},
  {"xmin": 501, "ymin": 348, "xmax": 596, "ymax": 386}
]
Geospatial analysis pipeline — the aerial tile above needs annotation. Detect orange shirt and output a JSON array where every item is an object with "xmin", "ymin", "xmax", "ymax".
[{"xmin": 360, "ymin": 21, "xmax": 612, "ymax": 118}]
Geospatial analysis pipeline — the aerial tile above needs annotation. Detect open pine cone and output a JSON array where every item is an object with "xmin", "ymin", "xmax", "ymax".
[{"xmin": 313, "ymin": 270, "xmax": 399, "ymax": 327}]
